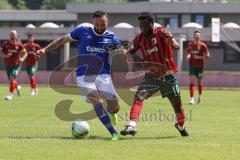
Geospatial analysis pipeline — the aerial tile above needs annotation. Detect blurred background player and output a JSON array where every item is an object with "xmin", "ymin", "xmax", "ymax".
[
  {"xmin": 37, "ymin": 10, "xmax": 124, "ymax": 141},
  {"xmin": 0, "ymin": 30, "xmax": 27, "ymax": 100},
  {"xmin": 120, "ymin": 12, "xmax": 189, "ymax": 137},
  {"xmin": 23, "ymin": 34, "xmax": 41, "ymax": 96},
  {"xmin": 186, "ymin": 31, "xmax": 210, "ymax": 104}
]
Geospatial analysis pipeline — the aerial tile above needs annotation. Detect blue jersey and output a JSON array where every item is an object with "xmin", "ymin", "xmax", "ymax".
[{"xmin": 69, "ymin": 26, "xmax": 121, "ymax": 76}]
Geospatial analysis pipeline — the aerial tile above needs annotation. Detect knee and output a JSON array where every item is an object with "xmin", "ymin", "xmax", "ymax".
[
  {"xmin": 107, "ymin": 101, "xmax": 119, "ymax": 113},
  {"xmin": 135, "ymin": 90, "xmax": 148, "ymax": 102},
  {"xmin": 87, "ymin": 95, "xmax": 100, "ymax": 106}
]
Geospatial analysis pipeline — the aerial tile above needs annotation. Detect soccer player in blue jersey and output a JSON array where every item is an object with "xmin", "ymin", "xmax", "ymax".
[{"xmin": 37, "ymin": 10, "xmax": 124, "ymax": 140}]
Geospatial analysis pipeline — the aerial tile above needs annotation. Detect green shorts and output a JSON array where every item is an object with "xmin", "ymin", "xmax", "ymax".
[
  {"xmin": 26, "ymin": 64, "xmax": 38, "ymax": 76},
  {"xmin": 136, "ymin": 74, "xmax": 181, "ymax": 100},
  {"xmin": 189, "ymin": 67, "xmax": 204, "ymax": 79},
  {"xmin": 6, "ymin": 65, "xmax": 21, "ymax": 79}
]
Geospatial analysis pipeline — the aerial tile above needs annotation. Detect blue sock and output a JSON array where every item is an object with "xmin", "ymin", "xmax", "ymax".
[{"xmin": 94, "ymin": 103, "xmax": 117, "ymax": 135}]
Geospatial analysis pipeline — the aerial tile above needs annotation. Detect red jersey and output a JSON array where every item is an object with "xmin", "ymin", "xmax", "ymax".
[
  {"xmin": 23, "ymin": 43, "xmax": 41, "ymax": 66},
  {"xmin": 129, "ymin": 26, "xmax": 177, "ymax": 76},
  {"xmin": 1, "ymin": 40, "xmax": 24, "ymax": 67},
  {"xmin": 186, "ymin": 41, "xmax": 208, "ymax": 68}
]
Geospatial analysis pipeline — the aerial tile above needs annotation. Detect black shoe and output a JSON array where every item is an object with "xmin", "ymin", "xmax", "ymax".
[
  {"xmin": 120, "ymin": 125, "xmax": 137, "ymax": 136},
  {"xmin": 175, "ymin": 123, "xmax": 189, "ymax": 137}
]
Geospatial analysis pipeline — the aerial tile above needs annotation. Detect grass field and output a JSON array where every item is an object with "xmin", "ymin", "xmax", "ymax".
[{"xmin": 0, "ymin": 85, "xmax": 240, "ymax": 160}]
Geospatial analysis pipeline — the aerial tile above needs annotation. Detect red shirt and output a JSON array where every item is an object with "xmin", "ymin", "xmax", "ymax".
[
  {"xmin": 186, "ymin": 41, "xmax": 208, "ymax": 68},
  {"xmin": 23, "ymin": 42, "xmax": 41, "ymax": 67},
  {"xmin": 1, "ymin": 40, "xmax": 24, "ymax": 68},
  {"xmin": 129, "ymin": 26, "xmax": 177, "ymax": 76}
]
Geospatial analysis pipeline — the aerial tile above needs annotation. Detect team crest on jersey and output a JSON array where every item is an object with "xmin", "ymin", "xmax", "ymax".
[
  {"xmin": 103, "ymin": 38, "xmax": 110, "ymax": 43},
  {"xmin": 86, "ymin": 35, "xmax": 91, "ymax": 39},
  {"xmin": 152, "ymin": 37, "xmax": 157, "ymax": 44}
]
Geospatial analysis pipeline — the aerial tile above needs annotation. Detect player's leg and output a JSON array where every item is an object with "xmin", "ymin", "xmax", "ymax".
[
  {"xmin": 77, "ymin": 76, "xmax": 119, "ymax": 140},
  {"xmin": 27, "ymin": 65, "xmax": 38, "ymax": 95},
  {"xmin": 97, "ymin": 74, "xmax": 120, "ymax": 126},
  {"xmin": 161, "ymin": 74, "xmax": 189, "ymax": 136},
  {"xmin": 189, "ymin": 67, "xmax": 197, "ymax": 104},
  {"xmin": 197, "ymin": 68, "xmax": 204, "ymax": 104},
  {"xmin": 5, "ymin": 65, "xmax": 21, "ymax": 100},
  {"xmin": 120, "ymin": 75, "xmax": 159, "ymax": 136},
  {"xmin": 15, "ymin": 65, "xmax": 22, "ymax": 97},
  {"xmin": 169, "ymin": 96, "xmax": 189, "ymax": 136}
]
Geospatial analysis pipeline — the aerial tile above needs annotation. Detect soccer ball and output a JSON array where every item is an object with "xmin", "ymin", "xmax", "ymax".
[{"xmin": 71, "ymin": 120, "xmax": 90, "ymax": 138}]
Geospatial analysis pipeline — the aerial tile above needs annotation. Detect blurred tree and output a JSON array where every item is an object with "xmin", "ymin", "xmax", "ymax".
[
  {"xmin": 0, "ymin": 1, "xmax": 14, "ymax": 9},
  {"xmin": 25, "ymin": 0, "xmax": 44, "ymax": 9},
  {"xmin": 8, "ymin": 0, "xmax": 27, "ymax": 9},
  {"xmin": 41, "ymin": 0, "xmax": 127, "ymax": 9},
  {"xmin": 41, "ymin": 0, "xmax": 75, "ymax": 9}
]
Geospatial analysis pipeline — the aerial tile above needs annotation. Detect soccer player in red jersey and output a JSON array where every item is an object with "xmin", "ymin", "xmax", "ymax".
[
  {"xmin": 186, "ymin": 31, "xmax": 210, "ymax": 104},
  {"xmin": 0, "ymin": 30, "xmax": 28, "ymax": 100},
  {"xmin": 23, "ymin": 34, "xmax": 41, "ymax": 96},
  {"xmin": 120, "ymin": 12, "xmax": 189, "ymax": 137}
]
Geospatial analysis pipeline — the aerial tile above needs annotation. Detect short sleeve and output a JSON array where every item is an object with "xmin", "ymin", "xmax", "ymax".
[
  {"xmin": 1, "ymin": 43, "xmax": 7, "ymax": 53},
  {"xmin": 69, "ymin": 26, "xmax": 83, "ymax": 41},
  {"xmin": 186, "ymin": 42, "xmax": 192, "ymax": 53},
  {"xmin": 157, "ymin": 26, "xmax": 174, "ymax": 38},
  {"xmin": 129, "ymin": 35, "xmax": 140, "ymax": 54},
  {"xmin": 112, "ymin": 34, "xmax": 121, "ymax": 49},
  {"xmin": 36, "ymin": 44, "xmax": 41, "ymax": 50},
  {"xmin": 202, "ymin": 43, "xmax": 208, "ymax": 55},
  {"xmin": 18, "ymin": 43, "xmax": 24, "ymax": 51}
]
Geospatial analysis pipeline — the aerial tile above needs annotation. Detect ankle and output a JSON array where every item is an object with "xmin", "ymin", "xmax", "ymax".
[{"xmin": 129, "ymin": 120, "xmax": 137, "ymax": 127}]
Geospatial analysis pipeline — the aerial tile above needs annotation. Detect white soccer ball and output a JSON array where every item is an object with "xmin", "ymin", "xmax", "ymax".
[{"xmin": 71, "ymin": 120, "xmax": 90, "ymax": 138}]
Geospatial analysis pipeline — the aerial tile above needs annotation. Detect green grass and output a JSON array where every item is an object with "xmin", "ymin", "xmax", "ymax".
[{"xmin": 0, "ymin": 85, "xmax": 240, "ymax": 160}]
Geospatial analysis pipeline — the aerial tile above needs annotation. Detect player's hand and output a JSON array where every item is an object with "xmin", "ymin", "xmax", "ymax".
[
  {"xmin": 186, "ymin": 54, "xmax": 190, "ymax": 61},
  {"xmin": 19, "ymin": 57, "xmax": 24, "ymax": 63},
  {"xmin": 36, "ymin": 49, "xmax": 46, "ymax": 57}
]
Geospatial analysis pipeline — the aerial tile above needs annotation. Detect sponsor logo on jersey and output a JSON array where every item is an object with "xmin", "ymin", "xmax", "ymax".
[
  {"xmin": 152, "ymin": 37, "xmax": 157, "ymax": 44},
  {"xmin": 143, "ymin": 46, "xmax": 158, "ymax": 55},
  {"xmin": 86, "ymin": 45, "xmax": 106, "ymax": 53}
]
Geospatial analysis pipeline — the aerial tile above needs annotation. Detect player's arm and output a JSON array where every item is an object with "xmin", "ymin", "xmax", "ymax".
[
  {"xmin": 186, "ymin": 52, "xmax": 191, "ymax": 61},
  {"xmin": 0, "ymin": 45, "xmax": 12, "ymax": 58},
  {"xmin": 186, "ymin": 45, "xmax": 191, "ymax": 61},
  {"xmin": 38, "ymin": 34, "xmax": 71, "ymax": 55},
  {"xmin": 158, "ymin": 27, "xmax": 179, "ymax": 49},
  {"xmin": 20, "ymin": 47, "xmax": 28, "ymax": 62},
  {"xmin": 108, "ymin": 34, "xmax": 132, "ymax": 60},
  {"xmin": 205, "ymin": 48, "xmax": 211, "ymax": 59},
  {"xmin": 0, "ymin": 47, "xmax": 3, "ymax": 57},
  {"xmin": 109, "ymin": 45, "xmax": 128, "ymax": 58},
  {"xmin": 127, "ymin": 37, "xmax": 144, "ymax": 68},
  {"xmin": 186, "ymin": 42, "xmax": 192, "ymax": 62}
]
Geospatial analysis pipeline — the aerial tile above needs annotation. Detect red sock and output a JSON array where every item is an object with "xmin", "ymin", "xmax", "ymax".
[
  {"xmin": 130, "ymin": 100, "xmax": 143, "ymax": 122},
  {"xmin": 198, "ymin": 85, "xmax": 203, "ymax": 95},
  {"xmin": 30, "ymin": 76, "xmax": 36, "ymax": 89},
  {"xmin": 9, "ymin": 81, "xmax": 17, "ymax": 93},
  {"xmin": 176, "ymin": 108, "xmax": 185, "ymax": 127},
  {"xmin": 189, "ymin": 83, "xmax": 194, "ymax": 97}
]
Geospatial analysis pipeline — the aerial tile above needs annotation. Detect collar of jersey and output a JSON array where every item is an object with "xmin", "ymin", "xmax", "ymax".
[{"xmin": 91, "ymin": 27, "xmax": 107, "ymax": 37}]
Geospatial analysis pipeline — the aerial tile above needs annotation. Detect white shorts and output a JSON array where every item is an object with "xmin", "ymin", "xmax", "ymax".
[{"xmin": 76, "ymin": 74, "xmax": 117, "ymax": 100}]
